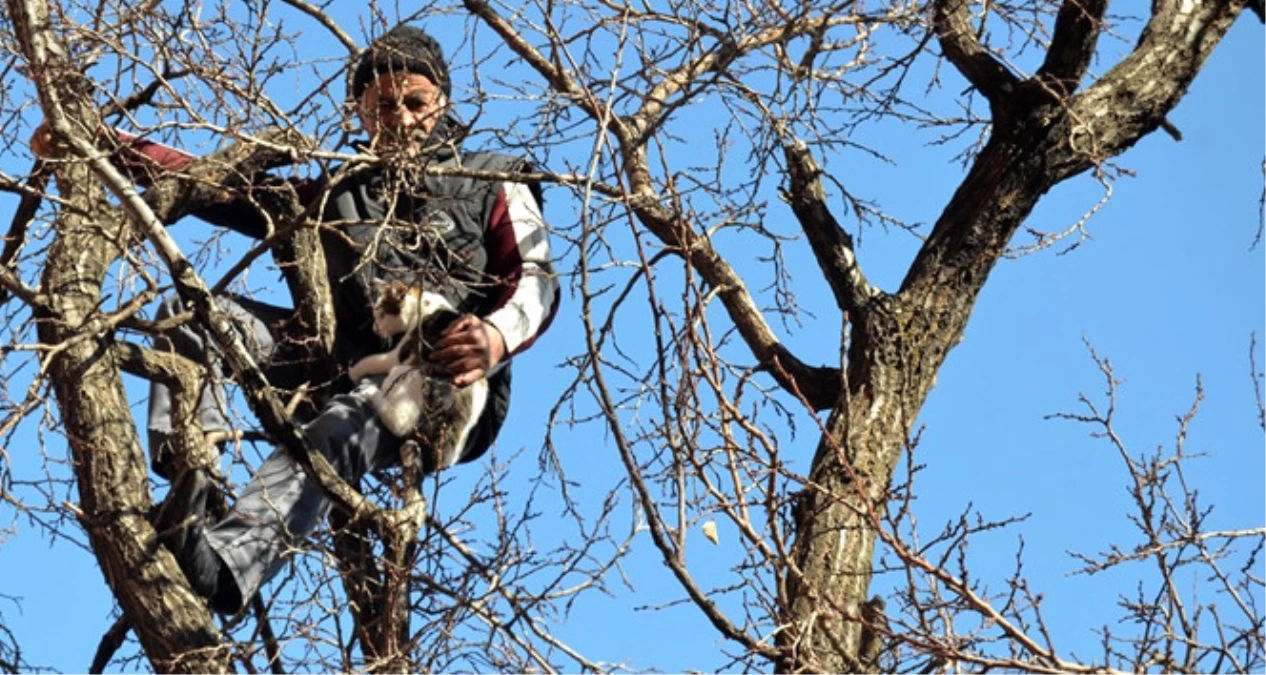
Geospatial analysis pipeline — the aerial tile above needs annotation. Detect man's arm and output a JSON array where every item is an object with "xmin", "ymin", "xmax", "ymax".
[
  {"xmin": 53, "ymin": 128, "xmax": 313, "ymax": 238},
  {"xmin": 481, "ymin": 180, "xmax": 559, "ymax": 356},
  {"xmin": 30, "ymin": 122, "xmax": 198, "ymax": 178},
  {"xmin": 429, "ymin": 179, "xmax": 559, "ymax": 386}
]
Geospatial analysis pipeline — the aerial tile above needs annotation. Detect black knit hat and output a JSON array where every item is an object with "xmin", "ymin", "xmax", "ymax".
[{"xmin": 351, "ymin": 25, "xmax": 451, "ymax": 101}]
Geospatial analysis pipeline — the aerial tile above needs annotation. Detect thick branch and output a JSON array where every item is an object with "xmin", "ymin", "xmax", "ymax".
[
  {"xmin": 10, "ymin": 0, "xmax": 229, "ymax": 670},
  {"xmin": 270, "ymin": 224, "xmax": 337, "ymax": 405},
  {"xmin": 905, "ymin": 0, "xmax": 1246, "ymax": 312},
  {"xmin": 1035, "ymin": 0, "xmax": 1109, "ymax": 95},
  {"xmin": 932, "ymin": 0, "xmax": 1018, "ymax": 103},
  {"xmin": 111, "ymin": 341, "xmax": 201, "ymax": 389},
  {"xmin": 782, "ymin": 140, "xmax": 880, "ymax": 315},
  {"xmin": 1069, "ymin": 0, "xmax": 1248, "ymax": 165},
  {"xmin": 140, "ymin": 128, "xmax": 313, "ymax": 223},
  {"xmin": 811, "ymin": 8, "xmax": 1247, "ymax": 666}
]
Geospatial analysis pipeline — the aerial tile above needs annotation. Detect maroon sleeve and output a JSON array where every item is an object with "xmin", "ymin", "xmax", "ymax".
[
  {"xmin": 482, "ymin": 181, "xmax": 559, "ymax": 356},
  {"xmin": 108, "ymin": 130, "xmax": 199, "ymax": 186},
  {"xmin": 111, "ymin": 130, "xmax": 318, "ymax": 237}
]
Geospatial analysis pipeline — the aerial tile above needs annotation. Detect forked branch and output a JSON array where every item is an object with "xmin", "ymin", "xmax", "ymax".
[{"xmin": 464, "ymin": 0, "xmax": 842, "ymax": 409}]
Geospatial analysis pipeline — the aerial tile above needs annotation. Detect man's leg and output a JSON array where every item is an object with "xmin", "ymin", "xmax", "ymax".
[
  {"xmin": 195, "ymin": 386, "xmax": 405, "ymax": 612},
  {"xmin": 146, "ymin": 292, "xmax": 313, "ymax": 611},
  {"xmin": 147, "ymin": 293, "xmax": 303, "ymax": 478}
]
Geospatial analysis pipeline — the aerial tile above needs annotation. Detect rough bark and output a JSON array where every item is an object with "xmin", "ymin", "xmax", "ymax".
[
  {"xmin": 778, "ymin": 1, "xmax": 1251, "ymax": 672},
  {"xmin": 10, "ymin": 3, "xmax": 361, "ymax": 668},
  {"xmin": 9, "ymin": 0, "xmax": 1253, "ymax": 670},
  {"xmin": 9, "ymin": 1, "xmax": 230, "ymax": 670}
]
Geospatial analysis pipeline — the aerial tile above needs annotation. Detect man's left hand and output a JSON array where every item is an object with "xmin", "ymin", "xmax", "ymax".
[{"xmin": 429, "ymin": 315, "xmax": 506, "ymax": 387}]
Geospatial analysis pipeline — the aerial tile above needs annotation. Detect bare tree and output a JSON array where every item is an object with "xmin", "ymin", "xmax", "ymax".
[
  {"xmin": 1, "ymin": 1, "xmax": 610, "ymax": 672},
  {"xmin": 0, "ymin": 0, "xmax": 1261, "ymax": 673}
]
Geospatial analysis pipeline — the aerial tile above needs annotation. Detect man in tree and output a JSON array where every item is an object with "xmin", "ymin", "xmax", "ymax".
[{"xmin": 40, "ymin": 24, "xmax": 560, "ymax": 614}]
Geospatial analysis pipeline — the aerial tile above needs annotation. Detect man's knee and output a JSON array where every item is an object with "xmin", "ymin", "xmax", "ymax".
[
  {"xmin": 306, "ymin": 391, "xmax": 406, "ymax": 481},
  {"xmin": 155, "ymin": 293, "xmax": 253, "ymax": 322},
  {"xmin": 304, "ymin": 399, "xmax": 373, "ymax": 481},
  {"xmin": 306, "ymin": 407, "xmax": 353, "ymax": 450}
]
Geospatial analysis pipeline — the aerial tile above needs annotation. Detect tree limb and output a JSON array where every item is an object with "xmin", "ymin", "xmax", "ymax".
[
  {"xmin": 905, "ymin": 0, "xmax": 1246, "ymax": 307},
  {"xmin": 88, "ymin": 615, "xmax": 130, "ymax": 674},
  {"xmin": 111, "ymin": 341, "xmax": 200, "ymax": 389},
  {"xmin": 9, "ymin": 0, "xmax": 230, "ymax": 668},
  {"xmin": 465, "ymin": 0, "xmax": 841, "ymax": 409},
  {"xmin": 782, "ymin": 140, "xmax": 880, "ymax": 315},
  {"xmin": 279, "ymin": 0, "xmax": 359, "ymax": 55},
  {"xmin": 0, "ymin": 162, "xmax": 48, "ymax": 308},
  {"xmin": 932, "ymin": 0, "xmax": 1018, "ymax": 104},
  {"xmin": 1035, "ymin": 0, "xmax": 1109, "ymax": 96},
  {"xmin": 1067, "ymin": 0, "xmax": 1245, "ymax": 172}
]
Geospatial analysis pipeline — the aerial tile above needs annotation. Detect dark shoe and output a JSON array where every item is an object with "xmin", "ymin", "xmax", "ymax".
[
  {"xmin": 158, "ymin": 470, "xmax": 243, "ymax": 614},
  {"xmin": 149, "ymin": 432, "xmax": 178, "ymax": 480}
]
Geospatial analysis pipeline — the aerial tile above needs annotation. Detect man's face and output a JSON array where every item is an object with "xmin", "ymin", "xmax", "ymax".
[{"xmin": 358, "ymin": 71, "xmax": 447, "ymax": 155}]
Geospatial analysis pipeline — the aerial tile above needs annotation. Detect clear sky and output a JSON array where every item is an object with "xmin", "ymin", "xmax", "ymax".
[{"xmin": 0, "ymin": 6, "xmax": 1262, "ymax": 673}]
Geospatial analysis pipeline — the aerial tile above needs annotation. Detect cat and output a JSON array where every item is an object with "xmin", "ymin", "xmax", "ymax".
[{"xmin": 348, "ymin": 279, "xmax": 488, "ymax": 471}]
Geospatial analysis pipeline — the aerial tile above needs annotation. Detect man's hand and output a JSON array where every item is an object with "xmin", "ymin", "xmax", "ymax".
[
  {"xmin": 30, "ymin": 121, "xmax": 60, "ymax": 160},
  {"xmin": 429, "ymin": 314, "xmax": 506, "ymax": 387}
]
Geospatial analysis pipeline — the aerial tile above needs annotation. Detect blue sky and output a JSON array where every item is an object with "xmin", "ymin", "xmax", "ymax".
[{"xmin": 0, "ymin": 6, "xmax": 1262, "ymax": 673}]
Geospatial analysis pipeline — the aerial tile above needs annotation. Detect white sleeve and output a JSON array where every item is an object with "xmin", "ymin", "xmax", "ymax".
[{"xmin": 484, "ymin": 181, "xmax": 558, "ymax": 356}]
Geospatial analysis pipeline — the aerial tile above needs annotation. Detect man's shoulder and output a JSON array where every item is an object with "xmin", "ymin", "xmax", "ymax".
[
  {"xmin": 432, "ymin": 150, "xmax": 540, "ymax": 203},
  {"xmin": 454, "ymin": 149, "xmax": 529, "ymax": 174}
]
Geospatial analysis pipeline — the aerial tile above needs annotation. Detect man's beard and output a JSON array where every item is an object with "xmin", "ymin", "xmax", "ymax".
[
  {"xmin": 378, "ymin": 131, "xmax": 435, "ymax": 194},
  {"xmin": 374, "ymin": 124, "xmax": 440, "ymax": 158}
]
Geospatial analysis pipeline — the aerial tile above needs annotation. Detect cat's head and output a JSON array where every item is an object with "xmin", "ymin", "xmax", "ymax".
[
  {"xmin": 372, "ymin": 279, "xmax": 413, "ymax": 309},
  {"xmin": 370, "ymin": 279, "xmax": 423, "ymax": 338}
]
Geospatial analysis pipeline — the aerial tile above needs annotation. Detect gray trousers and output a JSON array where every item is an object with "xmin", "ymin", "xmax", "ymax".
[
  {"xmin": 205, "ymin": 386, "xmax": 403, "ymax": 603},
  {"xmin": 147, "ymin": 295, "xmax": 406, "ymax": 602}
]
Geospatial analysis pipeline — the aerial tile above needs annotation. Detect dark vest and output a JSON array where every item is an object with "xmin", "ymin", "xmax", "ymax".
[
  {"xmin": 321, "ymin": 150, "xmax": 526, "ymax": 466},
  {"xmin": 321, "ymin": 151, "xmax": 527, "ymax": 361},
  {"xmin": 189, "ymin": 141, "xmax": 527, "ymax": 465}
]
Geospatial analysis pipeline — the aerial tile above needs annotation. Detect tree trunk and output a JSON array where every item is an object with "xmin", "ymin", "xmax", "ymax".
[
  {"xmin": 780, "ymin": 3, "xmax": 1249, "ymax": 669},
  {"xmin": 10, "ymin": 0, "xmax": 229, "ymax": 670},
  {"xmin": 38, "ymin": 221, "xmax": 230, "ymax": 673}
]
